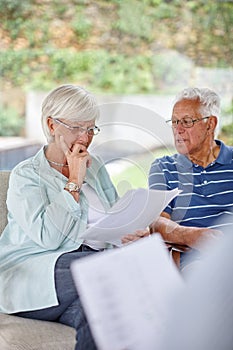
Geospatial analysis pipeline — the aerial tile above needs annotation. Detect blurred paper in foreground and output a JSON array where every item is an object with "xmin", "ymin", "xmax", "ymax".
[
  {"xmin": 160, "ymin": 229, "xmax": 233, "ymax": 350},
  {"xmin": 71, "ymin": 235, "xmax": 184, "ymax": 350}
]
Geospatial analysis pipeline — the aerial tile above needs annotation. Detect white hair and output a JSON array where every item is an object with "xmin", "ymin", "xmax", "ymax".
[
  {"xmin": 175, "ymin": 87, "xmax": 221, "ymax": 120},
  {"xmin": 41, "ymin": 84, "xmax": 100, "ymax": 143}
]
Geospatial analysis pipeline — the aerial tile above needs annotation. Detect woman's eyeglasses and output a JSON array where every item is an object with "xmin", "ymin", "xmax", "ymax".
[{"xmin": 53, "ymin": 118, "xmax": 100, "ymax": 136}]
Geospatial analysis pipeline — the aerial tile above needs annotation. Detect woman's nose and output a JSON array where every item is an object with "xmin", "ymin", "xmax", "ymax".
[{"xmin": 76, "ymin": 131, "xmax": 89, "ymax": 143}]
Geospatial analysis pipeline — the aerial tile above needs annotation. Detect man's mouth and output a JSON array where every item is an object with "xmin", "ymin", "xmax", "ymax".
[{"xmin": 176, "ymin": 138, "xmax": 186, "ymax": 143}]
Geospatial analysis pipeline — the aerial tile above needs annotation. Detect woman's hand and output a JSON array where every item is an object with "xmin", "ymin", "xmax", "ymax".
[
  {"xmin": 121, "ymin": 229, "xmax": 150, "ymax": 245},
  {"xmin": 60, "ymin": 135, "xmax": 91, "ymax": 186}
]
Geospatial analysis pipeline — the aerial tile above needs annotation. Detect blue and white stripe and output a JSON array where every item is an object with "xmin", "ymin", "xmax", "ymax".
[{"xmin": 149, "ymin": 140, "xmax": 233, "ymax": 231}]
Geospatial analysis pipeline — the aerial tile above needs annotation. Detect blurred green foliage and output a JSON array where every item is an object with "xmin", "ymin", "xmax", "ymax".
[
  {"xmin": 0, "ymin": 0, "xmax": 232, "ymax": 93},
  {"xmin": 113, "ymin": 0, "xmax": 154, "ymax": 42},
  {"xmin": 71, "ymin": 10, "xmax": 92, "ymax": 41},
  {"xmin": 110, "ymin": 146, "xmax": 176, "ymax": 195},
  {"xmin": 220, "ymin": 129, "xmax": 233, "ymax": 146},
  {"xmin": 0, "ymin": 49, "xmax": 155, "ymax": 93},
  {"xmin": 0, "ymin": 0, "xmax": 33, "ymax": 17},
  {"xmin": 219, "ymin": 104, "xmax": 233, "ymax": 145},
  {"xmin": 0, "ymin": 106, "xmax": 24, "ymax": 136},
  {"xmin": 0, "ymin": 0, "xmax": 232, "ymax": 138}
]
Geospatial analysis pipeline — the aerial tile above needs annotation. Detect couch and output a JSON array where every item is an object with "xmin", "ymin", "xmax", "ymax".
[{"xmin": 0, "ymin": 171, "xmax": 76, "ymax": 350}]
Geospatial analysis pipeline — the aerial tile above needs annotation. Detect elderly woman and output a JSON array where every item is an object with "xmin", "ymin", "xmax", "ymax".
[{"xmin": 0, "ymin": 85, "xmax": 118, "ymax": 349}]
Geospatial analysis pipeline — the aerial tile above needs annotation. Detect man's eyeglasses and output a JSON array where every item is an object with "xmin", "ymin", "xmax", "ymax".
[
  {"xmin": 53, "ymin": 118, "xmax": 100, "ymax": 136},
  {"xmin": 166, "ymin": 116, "xmax": 210, "ymax": 128}
]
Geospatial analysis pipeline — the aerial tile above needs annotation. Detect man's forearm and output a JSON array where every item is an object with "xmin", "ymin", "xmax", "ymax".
[{"xmin": 149, "ymin": 216, "xmax": 212, "ymax": 248}]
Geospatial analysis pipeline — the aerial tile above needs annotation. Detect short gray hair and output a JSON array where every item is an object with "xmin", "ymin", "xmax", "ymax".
[
  {"xmin": 41, "ymin": 84, "xmax": 100, "ymax": 143},
  {"xmin": 175, "ymin": 87, "xmax": 221, "ymax": 119}
]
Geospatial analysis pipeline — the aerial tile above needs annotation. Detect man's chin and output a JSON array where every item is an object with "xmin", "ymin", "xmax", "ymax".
[{"xmin": 175, "ymin": 142, "xmax": 188, "ymax": 154}]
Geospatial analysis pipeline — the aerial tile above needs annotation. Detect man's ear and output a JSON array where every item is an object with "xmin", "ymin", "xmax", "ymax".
[{"xmin": 208, "ymin": 116, "xmax": 218, "ymax": 132}]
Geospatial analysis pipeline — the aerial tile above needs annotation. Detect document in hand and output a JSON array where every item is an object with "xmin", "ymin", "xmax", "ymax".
[
  {"xmin": 71, "ymin": 234, "xmax": 184, "ymax": 350},
  {"xmin": 79, "ymin": 187, "xmax": 180, "ymax": 246}
]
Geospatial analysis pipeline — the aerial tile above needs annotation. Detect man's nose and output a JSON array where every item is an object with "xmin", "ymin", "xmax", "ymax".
[{"xmin": 175, "ymin": 121, "xmax": 186, "ymax": 132}]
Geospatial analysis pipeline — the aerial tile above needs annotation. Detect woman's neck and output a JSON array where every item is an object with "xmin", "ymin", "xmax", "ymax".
[{"xmin": 45, "ymin": 144, "xmax": 69, "ymax": 177}]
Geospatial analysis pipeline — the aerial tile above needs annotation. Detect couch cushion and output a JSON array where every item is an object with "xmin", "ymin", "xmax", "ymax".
[
  {"xmin": 0, "ymin": 171, "xmax": 10, "ymax": 235},
  {"xmin": 0, "ymin": 314, "xmax": 75, "ymax": 350}
]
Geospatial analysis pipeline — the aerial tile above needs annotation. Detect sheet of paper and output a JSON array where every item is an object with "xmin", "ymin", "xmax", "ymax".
[
  {"xmin": 79, "ymin": 187, "xmax": 180, "ymax": 246},
  {"xmin": 71, "ymin": 235, "xmax": 184, "ymax": 350}
]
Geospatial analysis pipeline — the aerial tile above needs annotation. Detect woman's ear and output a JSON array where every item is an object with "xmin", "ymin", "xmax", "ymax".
[{"xmin": 47, "ymin": 117, "xmax": 56, "ymax": 136}]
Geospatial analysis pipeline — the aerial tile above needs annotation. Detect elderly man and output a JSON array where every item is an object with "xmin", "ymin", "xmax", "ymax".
[{"xmin": 123, "ymin": 87, "xmax": 233, "ymax": 267}]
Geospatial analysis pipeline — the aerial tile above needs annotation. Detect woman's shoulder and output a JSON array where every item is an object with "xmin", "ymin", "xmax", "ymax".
[
  {"xmin": 89, "ymin": 153, "xmax": 106, "ymax": 169},
  {"xmin": 10, "ymin": 147, "xmax": 44, "ymax": 180}
]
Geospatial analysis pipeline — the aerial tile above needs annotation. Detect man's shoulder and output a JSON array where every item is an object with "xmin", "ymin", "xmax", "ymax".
[
  {"xmin": 151, "ymin": 153, "xmax": 179, "ymax": 167},
  {"xmin": 216, "ymin": 139, "xmax": 233, "ymax": 164}
]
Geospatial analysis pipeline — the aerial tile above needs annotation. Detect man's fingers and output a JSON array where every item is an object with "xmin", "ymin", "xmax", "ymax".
[
  {"xmin": 121, "ymin": 234, "xmax": 140, "ymax": 244},
  {"xmin": 122, "ymin": 234, "xmax": 134, "ymax": 241},
  {"xmin": 121, "ymin": 230, "xmax": 150, "ymax": 244},
  {"xmin": 133, "ymin": 230, "xmax": 150, "ymax": 238}
]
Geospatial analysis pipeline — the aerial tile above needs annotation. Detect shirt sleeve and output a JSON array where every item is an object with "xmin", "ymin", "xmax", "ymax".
[
  {"xmin": 148, "ymin": 159, "xmax": 173, "ymax": 216},
  {"xmin": 7, "ymin": 167, "xmax": 84, "ymax": 250},
  {"xmin": 149, "ymin": 159, "xmax": 170, "ymax": 190}
]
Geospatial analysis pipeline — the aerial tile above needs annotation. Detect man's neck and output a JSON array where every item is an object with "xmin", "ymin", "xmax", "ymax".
[{"xmin": 188, "ymin": 141, "xmax": 220, "ymax": 168}]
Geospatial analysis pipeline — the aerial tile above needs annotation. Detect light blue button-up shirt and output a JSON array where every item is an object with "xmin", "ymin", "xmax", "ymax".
[{"xmin": 0, "ymin": 147, "xmax": 118, "ymax": 313}]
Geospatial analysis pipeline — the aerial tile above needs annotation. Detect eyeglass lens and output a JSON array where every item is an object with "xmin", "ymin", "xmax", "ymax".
[
  {"xmin": 54, "ymin": 119, "xmax": 99, "ymax": 135},
  {"xmin": 172, "ymin": 118, "xmax": 194, "ymax": 128}
]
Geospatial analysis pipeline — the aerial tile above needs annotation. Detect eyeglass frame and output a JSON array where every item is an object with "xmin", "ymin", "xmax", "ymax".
[
  {"xmin": 53, "ymin": 118, "xmax": 100, "ymax": 136},
  {"xmin": 166, "ymin": 116, "xmax": 210, "ymax": 128}
]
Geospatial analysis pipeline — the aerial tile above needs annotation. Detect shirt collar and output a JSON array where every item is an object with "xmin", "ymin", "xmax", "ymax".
[
  {"xmin": 31, "ymin": 146, "xmax": 101, "ymax": 188},
  {"xmin": 31, "ymin": 146, "xmax": 66, "ymax": 179},
  {"xmin": 176, "ymin": 140, "xmax": 233, "ymax": 169},
  {"xmin": 214, "ymin": 139, "xmax": 233, "ymax": 165}
]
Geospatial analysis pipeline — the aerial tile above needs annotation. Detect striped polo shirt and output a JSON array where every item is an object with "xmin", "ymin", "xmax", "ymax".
[{"xmin": 149, "ymin": 140, "xmax": 233, "ymax": 231}]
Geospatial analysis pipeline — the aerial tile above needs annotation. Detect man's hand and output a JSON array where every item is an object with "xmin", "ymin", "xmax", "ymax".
[
  {"xmin": 149, "ymin": 214, "xmax": 223, "ymax": 250},
  {"xmin": 121, "ymin": 229, "xmax": 150, "ymax": 245}
]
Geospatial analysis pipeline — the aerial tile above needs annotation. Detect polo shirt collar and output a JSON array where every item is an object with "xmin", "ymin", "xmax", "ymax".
[
  {"xmin": 176, "ymin": 153, "xmax": 193, "ymax": 169},
  {"xmin": 176, "ymin": 140, "xmax": 232, "ymax": 169},
  {"xmin": 215, "ymin": 139, "xmax": 233, "ymax": 165}
]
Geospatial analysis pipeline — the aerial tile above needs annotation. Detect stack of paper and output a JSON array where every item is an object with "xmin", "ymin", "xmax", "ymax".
[{"xmin": 80, "ymin": 188, "xmax": 180, "ymax": 246}]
